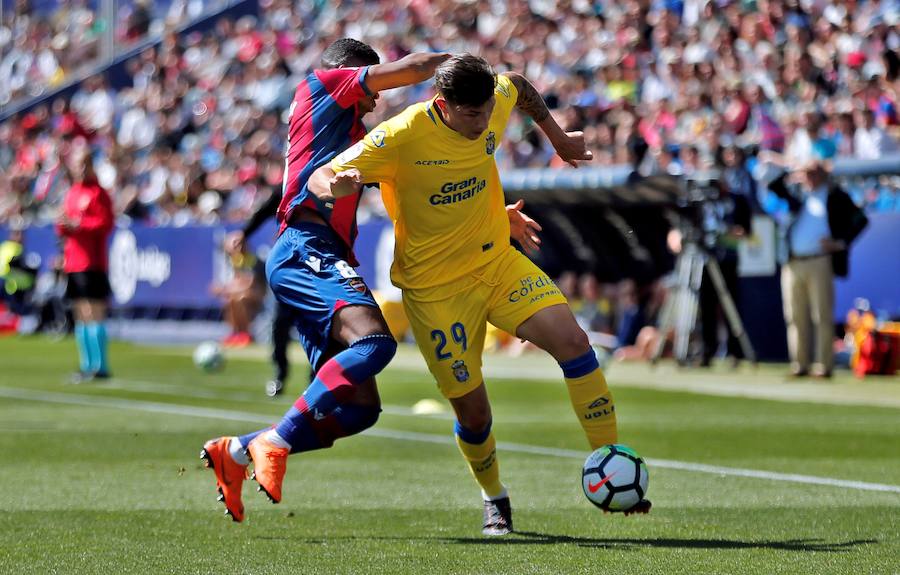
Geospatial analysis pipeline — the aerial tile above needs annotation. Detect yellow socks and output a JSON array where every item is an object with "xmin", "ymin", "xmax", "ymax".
[
  {"xmin": 561, "ymin": 350, "xmax": 618, "ymax": 449},
  {"xmin": 453, "ymin": 350, "xmax": 616, "ymax": 499},
  {"xmin": 455, "ymin": 422, "xmax": 505, "ymax": 498}
]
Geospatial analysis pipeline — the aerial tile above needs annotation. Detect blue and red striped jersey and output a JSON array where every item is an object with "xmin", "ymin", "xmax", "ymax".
[{"xmin": 277, "ymin": 66, "xmax": 371, "ymax": 262}]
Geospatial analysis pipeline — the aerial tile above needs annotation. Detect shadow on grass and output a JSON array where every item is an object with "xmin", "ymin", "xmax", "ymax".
[
  {"xmin": 257, "ymin": 532, "xmax": 876, "ymax": 553},
  {"xmin": 443, "ymin": 531, "xmax": 877, "ymax": 552}
]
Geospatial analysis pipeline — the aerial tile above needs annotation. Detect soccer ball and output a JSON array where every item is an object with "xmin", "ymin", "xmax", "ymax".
[
  {"xmin": 582, "ymin": 444, "xmax": 649, "ymax": 512},
  {"xmin": 193, "ymin": 341, "xmax": 224, "ymax": 372}
]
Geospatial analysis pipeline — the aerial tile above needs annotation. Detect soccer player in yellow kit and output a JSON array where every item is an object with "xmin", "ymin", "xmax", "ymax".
[{"xmin": 310, "ymin": 54, "xmax": 650, "ymax": 535}]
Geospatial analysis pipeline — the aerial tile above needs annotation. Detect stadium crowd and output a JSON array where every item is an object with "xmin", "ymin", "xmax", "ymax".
[
  {"xmin": 0, "ymin": 0, "xmax": 232, "ymax": 108},
  {"xmin": 1, "ymin": 0, "xmax": 104, "ymax": 107},
  {"xmin": 1, "ymin": 0, "xmax": 900, "ymax": 228}
]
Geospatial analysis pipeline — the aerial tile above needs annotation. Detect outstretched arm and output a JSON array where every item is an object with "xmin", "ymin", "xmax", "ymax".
[
  {"xmin": 365, "ymin": 52, "xmax": 451, "ymax": 93},
  {"xmin": 501, "ymin": 71, "xmax": 593, "ymax": 167}
]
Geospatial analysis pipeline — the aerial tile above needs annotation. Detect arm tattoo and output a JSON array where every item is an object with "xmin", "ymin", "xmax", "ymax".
[{"xmin": 505, "ymin": 72, "xmax": 549, "ymax": 122}]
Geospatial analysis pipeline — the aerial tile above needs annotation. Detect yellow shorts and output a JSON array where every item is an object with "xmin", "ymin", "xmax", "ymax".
[{"xmin": 402, "ymin": 246, "xmax": 568, "ymax": 399}]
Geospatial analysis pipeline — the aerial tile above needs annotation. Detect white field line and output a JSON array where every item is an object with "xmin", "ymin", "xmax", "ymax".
[
  {"xmin": 1, "ymin": 386, "xmax": 899, "ymax": 495},
  {"xmin": 161, "ymin": 346, "xmax": 900, "ymax": 408},
  {"xmin": 481, "ymin": 366, "xmax": 900, "ymax": 409},
  {"xmin": 385, "ymin": 354, "xmax": 900, "ymax": 409}
]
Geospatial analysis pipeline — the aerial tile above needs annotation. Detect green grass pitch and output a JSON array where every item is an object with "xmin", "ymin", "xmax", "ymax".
[{"xmin": 0, "ymin": 337, "xmax": 898, "ymax": 574}]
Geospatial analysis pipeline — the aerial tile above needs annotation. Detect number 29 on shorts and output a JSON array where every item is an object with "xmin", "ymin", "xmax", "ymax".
[{"xmin": 430, "ymin": 322, "xmax": 467, "ymax": 360}]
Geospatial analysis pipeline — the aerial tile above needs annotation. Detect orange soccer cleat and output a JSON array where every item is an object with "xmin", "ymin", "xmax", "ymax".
[
  {"xmin": 247, "ymin": 435, "xmax": 290, "ymax": 504},
  {"xmin": 200, "ymin": 437, "xmax": 249, "ymax": 522}
]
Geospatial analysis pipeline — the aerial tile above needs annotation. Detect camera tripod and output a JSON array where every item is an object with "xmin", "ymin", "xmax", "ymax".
[{"xmin": 651, "ymin": 233, "xmax": 756, "ymax": 365}]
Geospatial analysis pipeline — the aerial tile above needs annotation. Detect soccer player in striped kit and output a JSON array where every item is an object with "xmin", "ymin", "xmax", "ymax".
[{"xmin": 201, "ymin": 39, "xmax": 450, "ymax": 522}]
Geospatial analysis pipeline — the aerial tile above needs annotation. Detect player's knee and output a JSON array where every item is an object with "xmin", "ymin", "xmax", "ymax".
[
  {"xmin": 350, "ymin": 333, "xmax": 397, "ymax": 374},
  {"xmin": 339, "ymin": 404, "xmax": 381, "ymax": 437},
  {"xmin": 553, "ymin": 327, "xmax": 590, "ymax": 361},
  {"xmin": 455, "ymin": 418, "xmax": 492, "ymax": 444}
]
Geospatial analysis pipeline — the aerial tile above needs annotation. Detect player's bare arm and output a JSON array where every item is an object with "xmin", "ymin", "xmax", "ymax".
[
  {"xmin": 308, "ymin": 166, "xmax": 362, "ymax": 201},
  {"xmin": 365, "ymin": 52, "xmax": 451, "ymax": 93},
  {"xmin": 501, "ymin": 71, "xmax": 593, "ymax": 168}
]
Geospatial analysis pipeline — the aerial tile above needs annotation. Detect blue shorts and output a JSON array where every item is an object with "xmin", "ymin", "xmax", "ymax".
[{"xmin": 266, "ymin": 223, "xmax": 378, "ymax": 371}]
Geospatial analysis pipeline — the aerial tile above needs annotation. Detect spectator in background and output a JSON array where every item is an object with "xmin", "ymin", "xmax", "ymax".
[
  {"xmin": 853, "ymin": 108, "xmax": 899, "ymax": 159},
  {"xmin": 0, "ymin": 222, "xmax": 35, "ymax": 316},
  {"xmin": 769, "ymin": 159, "xmax": 869, "ymax": 378},
  {"xmin": 784, "ymin": 110, "xmax": 817, "ymax": 166},
  {"xmin": 721, "ymin": 145, "xmax": 758, "ymax": 210},
  {"xmin": 613, "ymin": 279, "xmax": 667, "ymax": 362},
  {"xmin": 71, "ymin": 74, "xmax": 115, "ymax": 133},
  {"xmin": 679, "ymin": 145, "xmax": 702, "ymax": 178},
  {"xmin": 571, "ymin": 273, "xmax": 605, "ymax": 334},
  {"xmin": 122, "ymin": 0, "xmax": 153, "ymax": 42},
  {"xmin": 832, "ymin": 112, "xmax": 856, "ymax": 157},
  {"xmin": 213, "ymin": 243, "xmax": 267, "ymax": 348},
  {"xmin": 56, "ymin": 151, "xmax": 114, "ymax": 383},
  {"xmin": 615, "ymin": 279, "xmax": 645, "ymax": 349}
]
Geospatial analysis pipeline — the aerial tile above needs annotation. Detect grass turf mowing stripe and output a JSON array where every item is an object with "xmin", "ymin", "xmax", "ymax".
[
  {"xmin": 2, "ymin": 385, "xmax": 899, "ymax": 494},
  {"xmin": 96, "ymin": 378, "xmax": 455, "ymax": 419}
]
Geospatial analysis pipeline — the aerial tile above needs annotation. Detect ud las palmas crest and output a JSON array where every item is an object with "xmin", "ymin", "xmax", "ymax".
[
  {"xmin": 485, "ymin": 131, "xmax": 496, "ymax": 155},
  {"xmin": 451, "ymin": 359, "xmax": 470, "ymax": 383}
]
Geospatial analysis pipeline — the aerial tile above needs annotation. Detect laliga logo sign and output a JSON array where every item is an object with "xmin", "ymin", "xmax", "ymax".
[{"xmin": 108, "ymin": 230, "xmax": 172, "ymax": 303}]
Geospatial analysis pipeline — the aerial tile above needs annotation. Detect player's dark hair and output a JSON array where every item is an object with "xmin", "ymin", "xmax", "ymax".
[
  {"xmin": 435, "ymin": 54, "xmax": 497, "ymax": 107},
  {"xmin": 321, "ymin": 38, "xmax": 380, "ymax": 69}
]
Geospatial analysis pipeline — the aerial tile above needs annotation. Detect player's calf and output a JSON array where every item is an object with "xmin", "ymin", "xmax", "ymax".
[
  {"xmin": 560, "ymin": 349, "xmax": 618, "ymax": 449},
  {"xmin": 245, "ymin": 334, "xmax": 394, "ymax": 504}
]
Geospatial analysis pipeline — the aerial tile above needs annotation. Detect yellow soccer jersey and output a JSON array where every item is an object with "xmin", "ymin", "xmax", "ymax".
[{"xmin": 331, "ymin": 74, "xmax": 519, "ymax": 290}]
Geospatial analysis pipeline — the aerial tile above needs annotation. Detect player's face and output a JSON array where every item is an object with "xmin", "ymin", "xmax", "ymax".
[{"xmin": 438, "ymin": 97, "xmax": 495, "ymax": 140}]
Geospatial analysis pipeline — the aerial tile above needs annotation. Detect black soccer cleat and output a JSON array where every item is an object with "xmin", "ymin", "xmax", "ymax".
[
  {"xmin": 622, "ymin": 499, "xmax": 652, "ymax": 516},
  {"xmin": 482, "ymin": 497, "xmax": 513, "ymax": 536}
]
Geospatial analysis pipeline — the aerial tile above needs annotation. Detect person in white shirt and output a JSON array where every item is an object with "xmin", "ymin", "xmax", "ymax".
[{"xmin": 853, "ymin": 109, "xmax": 899, "ymax": 160}]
